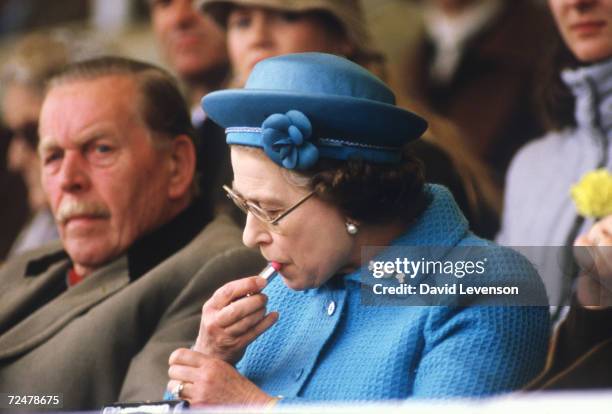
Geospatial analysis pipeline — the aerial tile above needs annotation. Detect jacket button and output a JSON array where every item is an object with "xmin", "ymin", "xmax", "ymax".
[{"xmin": 327, "ymin": 301, "xmax": 336, "ymax": 316}]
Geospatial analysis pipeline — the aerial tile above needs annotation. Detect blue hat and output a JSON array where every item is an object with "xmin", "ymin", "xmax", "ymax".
[{"xmin": 202, "ymin": 53, "xmax": 427, "ymax": 170}]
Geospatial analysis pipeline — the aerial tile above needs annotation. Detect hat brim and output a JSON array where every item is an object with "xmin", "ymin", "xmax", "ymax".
[{"xmin": 203, "ymin": 89, "xmax": 428, "ymax": 147}]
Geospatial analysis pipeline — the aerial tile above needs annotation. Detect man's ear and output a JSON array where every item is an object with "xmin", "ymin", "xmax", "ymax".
[{"xmin": 167, "ymin": 134, "xmax": 196, "ymax": 200}]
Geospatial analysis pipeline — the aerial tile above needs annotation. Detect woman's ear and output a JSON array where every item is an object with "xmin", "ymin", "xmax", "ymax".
[{"xmin": 167, "ymin": 134, "xmax": 197, "ymax": 200}]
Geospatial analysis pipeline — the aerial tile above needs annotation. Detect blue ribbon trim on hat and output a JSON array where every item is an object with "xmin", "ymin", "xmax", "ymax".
[{"xmin": 226, "ymin": 111, "xmax": 401, "ymax": 169}]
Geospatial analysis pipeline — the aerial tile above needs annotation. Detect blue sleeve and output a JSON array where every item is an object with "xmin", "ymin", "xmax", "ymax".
[{"xmin": 413, "ymin": 305, "xmax": 550, "ymax": 397}]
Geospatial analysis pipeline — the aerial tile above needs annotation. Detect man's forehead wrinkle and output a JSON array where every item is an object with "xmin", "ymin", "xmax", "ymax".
[
  {"xmin": 39, "ymin": 76, "xmax": 140, "ymax": 151},
  {"xmin": 39, "ymin": 123, "xmax": 116, "ymax": 152}
]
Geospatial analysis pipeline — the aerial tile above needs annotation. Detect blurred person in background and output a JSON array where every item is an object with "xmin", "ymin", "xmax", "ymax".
[
  {"xmin": 401, "ymin": 0, "xmax": 553, "ymax": 187},
  {"xmin": 497, "ymin": 0, "xmax": 612, "ymax": 318},
  {"xmin": 149, "ymin": 0, "xmax": 234, "ymax": 215},
  {"xmin": 1, "ymin": 33, "xmax": 72, "ymax": 257},
  {"xmin": 148, "ymin": 0, "xmax": 228, "ymax": 122},
  {"xmin": 198, "ymin": 0, "xmax": 499, "ymax": 237},
  {"xmin": 0, "ymin": 56, "xmax": 263, "ymax": 411},
  {"xmin": 0, "ymin": 123, "xmax": 28, "ymax": 260},
  {"xmin": 199, "ymin": 0, "xmax": 385, "ymax": 87}
]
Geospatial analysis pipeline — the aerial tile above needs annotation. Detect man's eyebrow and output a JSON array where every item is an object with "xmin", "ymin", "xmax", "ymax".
[
  {"xmin": 38, "ymin": 129, "xmax": 114, "ymax": 156},
  {"xmin": 38, "ymin": 137, "xmax": 59, "ymax": 156},
  {"xmin": 76, "ymin": 130, "xmax": 112, "ymax": 145}
]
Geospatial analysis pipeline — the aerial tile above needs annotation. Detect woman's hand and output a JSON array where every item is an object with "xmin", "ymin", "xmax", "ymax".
[
  {"xmin": 167, "ymin": 348, "xmax": 277, "ymax": 406},
  {"xmin": 193, "ymin": 276, "xmax": 279, "ymax": 364},
  {"xmin": 573, "ymin": 215, "xmax": 612, "ymax": 307}
]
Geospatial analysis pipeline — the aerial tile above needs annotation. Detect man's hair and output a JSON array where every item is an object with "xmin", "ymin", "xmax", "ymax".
[{"xmin": 48, "ymin": 56, "xmax": 197, "ymax": 146}]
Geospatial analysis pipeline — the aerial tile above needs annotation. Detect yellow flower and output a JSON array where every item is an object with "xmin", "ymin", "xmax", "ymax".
[{"xmin": 571, "ymin": 169, "xmax": 612, "ymax": 218}]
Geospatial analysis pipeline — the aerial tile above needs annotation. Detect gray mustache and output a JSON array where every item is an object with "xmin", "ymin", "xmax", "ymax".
[{"xmin": 55, "ymin": 200, "xmax": 110, "ymax": 224}]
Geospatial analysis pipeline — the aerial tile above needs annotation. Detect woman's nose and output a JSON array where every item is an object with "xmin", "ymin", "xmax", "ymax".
[
  {"xmin": 568, "ymin": 0, "xmax": 597, "ymax": 10},
  {"xmin": 242, "ymin": 212, "xmax": 273, "ymax": 248},
  {"xmin": 245, "ymin": 12, "xmax": 273, "ymax": 50}
]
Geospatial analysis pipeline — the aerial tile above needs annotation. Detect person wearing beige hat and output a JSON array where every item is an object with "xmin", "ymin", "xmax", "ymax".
[{"xmin": 197, "ymin": 0, "xmax": 384, "ymax": 87}]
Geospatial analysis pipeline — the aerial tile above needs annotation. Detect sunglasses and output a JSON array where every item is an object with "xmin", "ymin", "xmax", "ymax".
[{"xmin": 6, "ymin": 121, "xmax": 39, "ymax": 149}]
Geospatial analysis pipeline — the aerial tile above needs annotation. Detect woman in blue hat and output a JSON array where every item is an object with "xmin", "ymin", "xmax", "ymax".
[
  {"xmin": 166, "ymin": 53, "xmax": 549, "ymax": 407},
  {"xmin": 197, "ymin": 0, "xmax": 502, "ymax": 239}
]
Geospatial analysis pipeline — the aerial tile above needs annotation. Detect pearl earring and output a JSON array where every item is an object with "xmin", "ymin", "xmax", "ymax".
[{"xmin": 345, "ymin": 221, "xmax": 359, "ymax": 235}]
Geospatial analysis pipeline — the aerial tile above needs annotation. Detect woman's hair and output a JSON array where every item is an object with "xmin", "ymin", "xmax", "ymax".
[
  {"xmin": 281, "ymin": 147, "xmax": 428, "ymax": 226},
  {"xmin": 536, "ymin": 19, "xmax": 580, "ymax": 131}
]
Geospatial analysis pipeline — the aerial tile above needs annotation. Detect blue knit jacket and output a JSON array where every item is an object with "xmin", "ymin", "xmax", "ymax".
[{"xmin": 237, "ymin": 185, "xmax": 550, "ymax": 403}]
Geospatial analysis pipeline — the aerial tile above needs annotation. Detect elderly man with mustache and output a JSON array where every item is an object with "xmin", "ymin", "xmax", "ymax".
[{"xmin": 0, "ymin": 56, "xmax": 263, "ymax": 411}]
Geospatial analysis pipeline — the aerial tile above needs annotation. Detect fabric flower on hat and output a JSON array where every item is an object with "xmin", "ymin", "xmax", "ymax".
[
  {"xmin": 570, "ymin": 168, "xmax": 612, "ymax": 219},
  {"xmin": 262, "ymin": 110, "xmax": 319, "ymax": 170}
]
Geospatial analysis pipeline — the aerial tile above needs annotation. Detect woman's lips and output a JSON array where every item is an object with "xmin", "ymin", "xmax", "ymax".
[{"xmin": 570, "ymin": 20, "xmax": 607, "ymax": 35}]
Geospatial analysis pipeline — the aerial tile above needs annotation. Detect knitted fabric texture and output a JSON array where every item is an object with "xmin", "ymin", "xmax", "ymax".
[{"xmin": 237, "ymin": 185, "xmax": 550, "ymax": 403}]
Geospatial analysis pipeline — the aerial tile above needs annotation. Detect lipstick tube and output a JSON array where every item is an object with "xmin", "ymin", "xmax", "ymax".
[{"xmin": 259, "ymin": 261, "xmax": 282, "ymax": 281}]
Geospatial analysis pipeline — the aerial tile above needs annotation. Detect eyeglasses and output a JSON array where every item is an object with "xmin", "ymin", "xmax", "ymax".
[
  {"xmin": 223, "ymin": 185, "xmax": 314, "ymax": 227},
  {"xmin": 5, "ymin": 121, "xmax": 39, "ymax": 149}
]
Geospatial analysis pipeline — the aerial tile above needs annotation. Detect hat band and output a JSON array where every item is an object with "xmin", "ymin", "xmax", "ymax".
[{"xmin": 226, "ymin": 127, "xmax": 402, "ymax": 165}]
